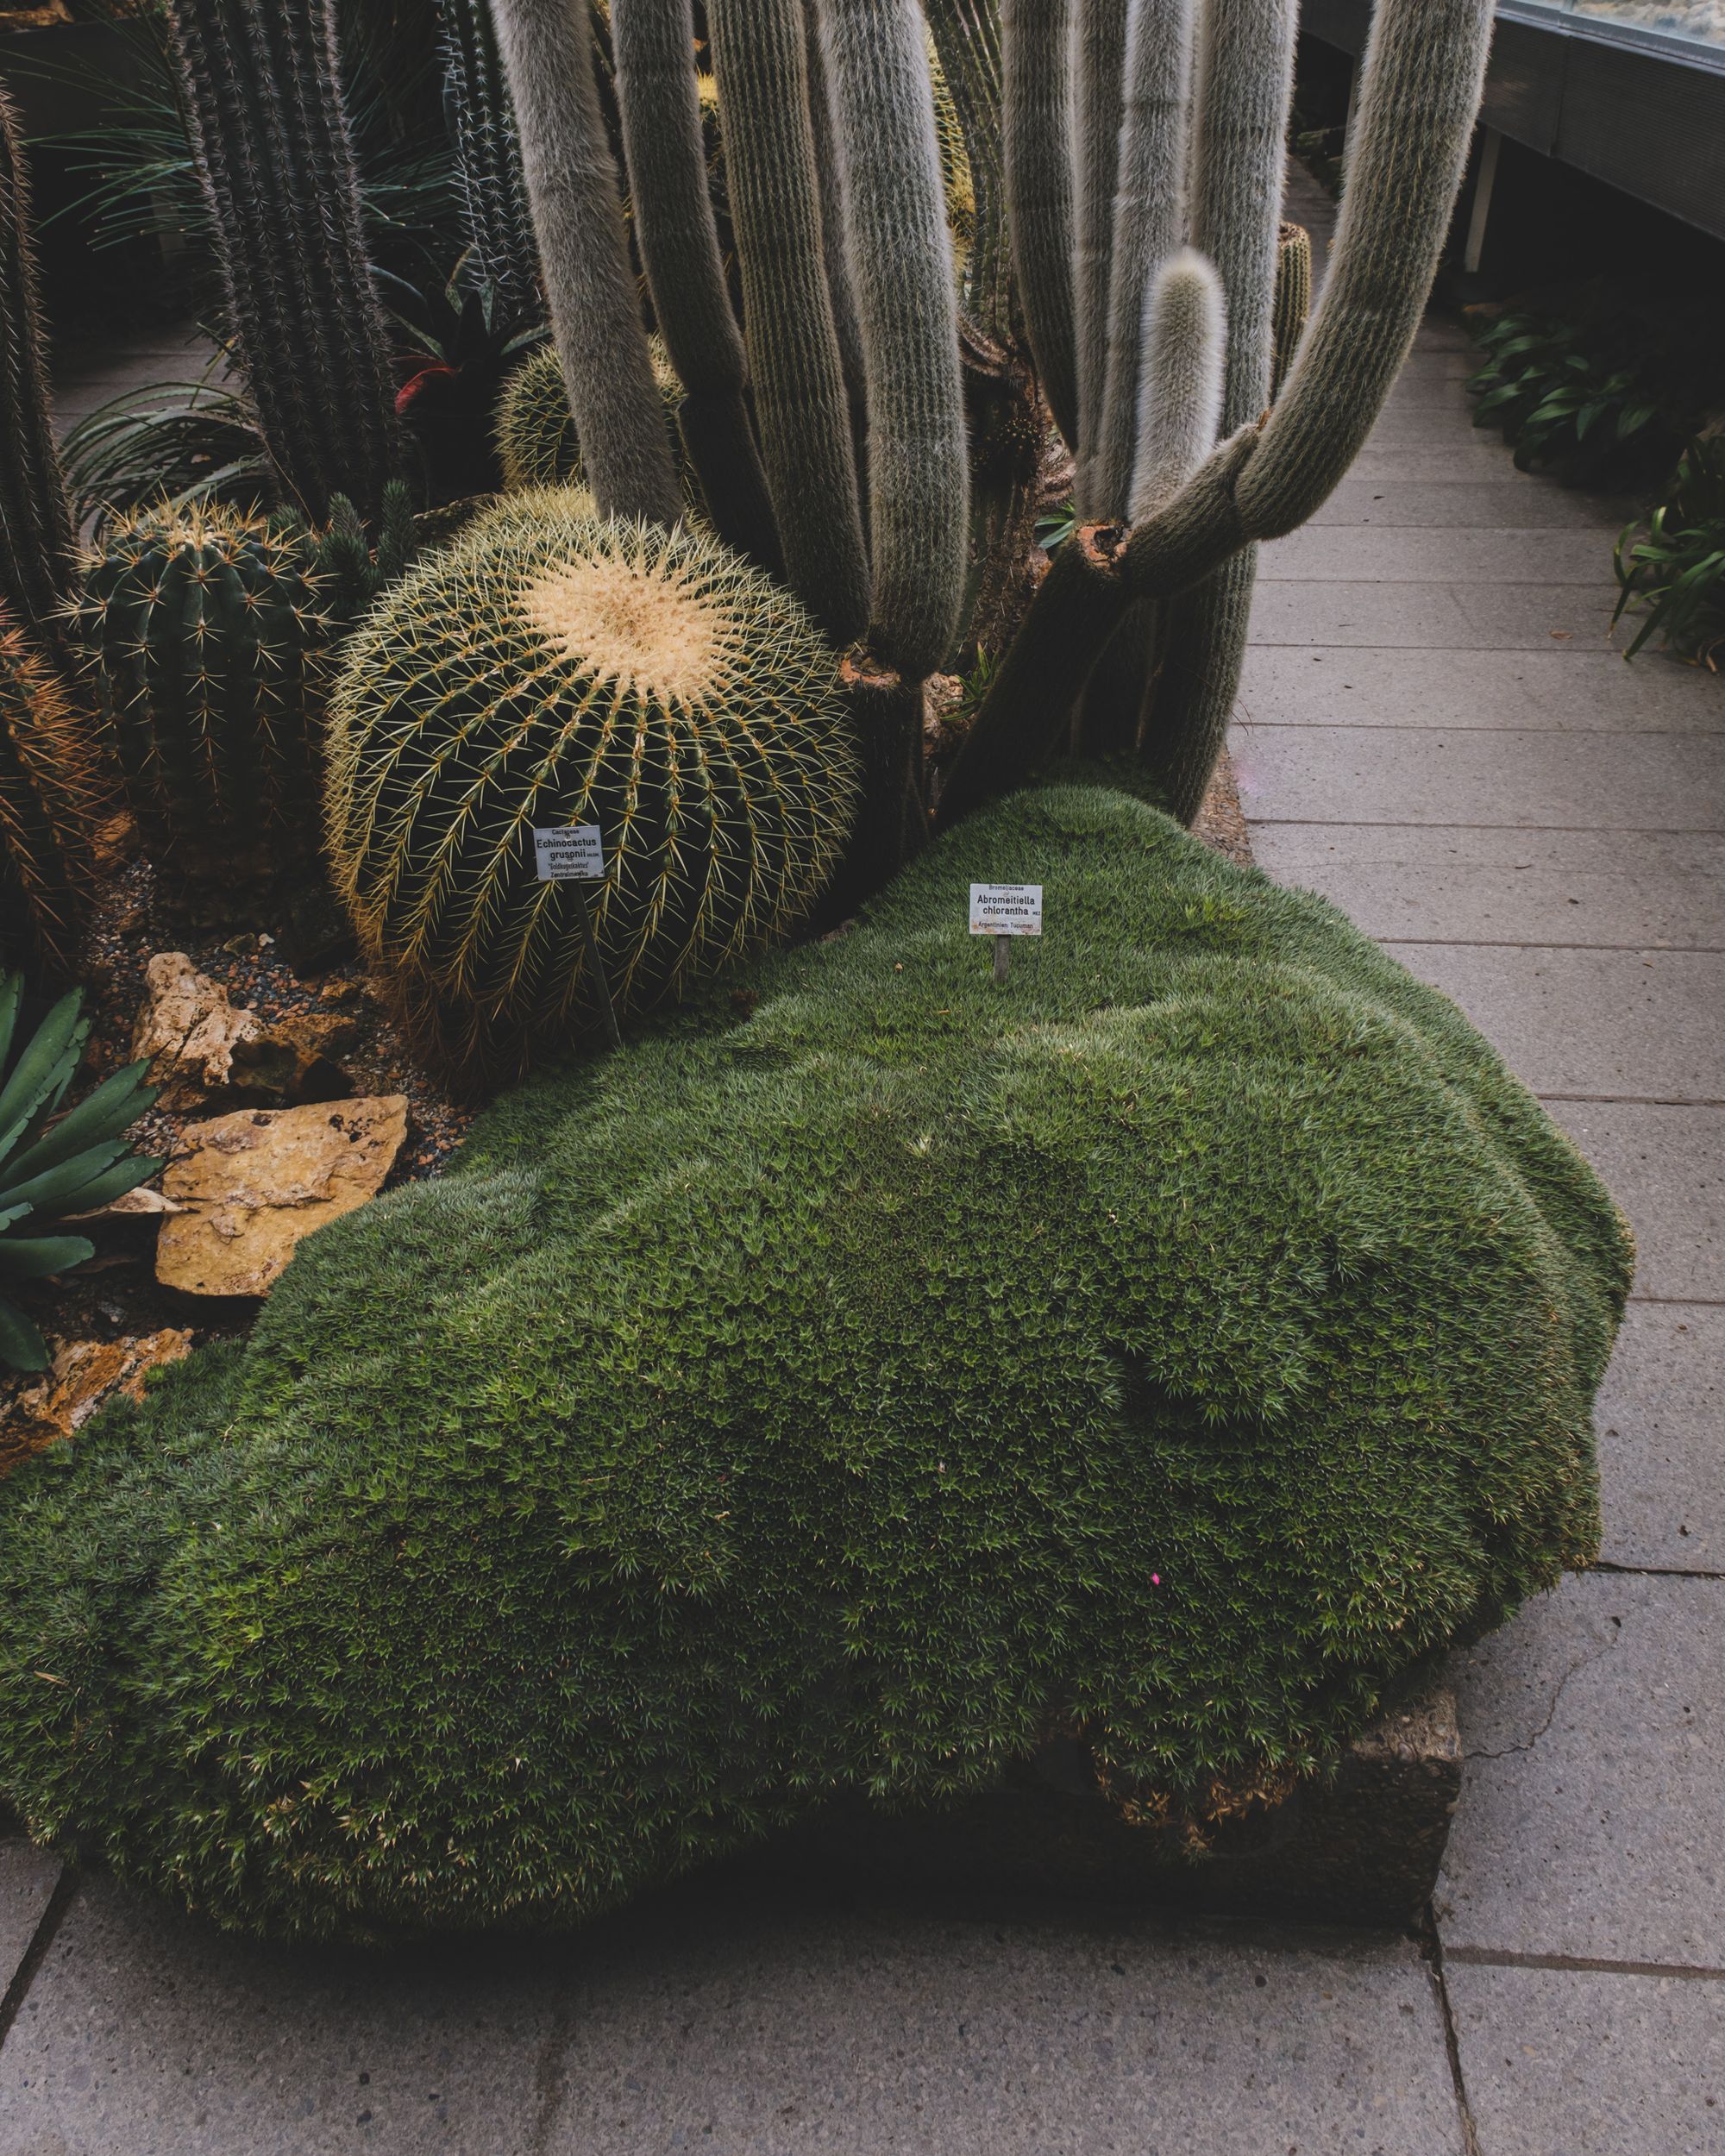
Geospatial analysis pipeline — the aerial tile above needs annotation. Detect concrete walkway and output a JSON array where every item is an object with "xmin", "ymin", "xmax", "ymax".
[{"xmin": 3, "ymin": 177, "xmax": 1723, "ymax": 2154}]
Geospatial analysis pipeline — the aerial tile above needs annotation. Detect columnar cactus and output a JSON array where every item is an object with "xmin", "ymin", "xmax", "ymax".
[
  {"xmin": 0, "ymin": 85, "xmax": 77, "ymax": 653},
  {"xmin": 437, "ymin": 0, "xmax": 543, "ymax": 337},
  {"xmin": 70, "ymin": 505, "xmax": 337, "ymax": 852},
  {"xmin": 325, "ymin": 495, "xmax": 860, "ymax": 1080},
  {"xmin": 161, "ymin": 0, "xmax": 407, "ymax": 527},
  {"xmin": 705, "ymin": 0, "xmax": 869, "ymax": 645},
  {"xmin": 489, "ymin": 0, "xmax": 1491, "ymax": 869},
  {"xmin": 0, "ymin": 614, "xmax": 95, "ymax": 980},
  {"xmin": 940, "ymin": 0, "xmax": 1493, "ymax": 825},
  {"xmin": 610, "ymin": 0, "xmax": 782, "ymax": 567},
  {"xmin": 1271, "ymin": 221, "xmax": 1314, "ymax": 396},
  {"xmin": 489, "ymin": 0, "xmax": 681, "ymax": 529}
]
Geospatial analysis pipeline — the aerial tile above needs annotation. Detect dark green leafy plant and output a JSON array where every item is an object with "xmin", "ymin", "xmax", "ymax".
[
  {"xmin": 0, "ymin": 783, "xmax": 1630, "ymax": 1938},
  {"xmin": 1465, "ymin": 304, "xmax": 1709, "ymax": 489},
  {"xmin": 59, "ymin": 372, "xmax": 272, "ymax": 531},
  {"xmin": 0, "ymin": 976, "xmax": 161, "ymax": 1373},
  {"xmin": 1614, "ymin": 435, "xmax": 1725, "ymax": 669}
]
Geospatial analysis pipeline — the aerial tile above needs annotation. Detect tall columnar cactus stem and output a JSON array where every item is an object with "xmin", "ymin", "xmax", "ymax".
[
  {"xmin": 1000, "ymin": 0, "xmax": 1077, "ymax": 449},
  {"xmin": 0, "ymin": 86, "xmax": 77, "ymax": 649},
  {"xmin": 1090, "ymin": 0, "xmax": 1196, "ymax": 522},
  {"xmin": 1270, "ymin": 221, "xmax": 1313, "ymax": 396},
  {"xmin": 0, "ymin": 613, "xmax": 94, "ymax": 980},
  {"xmin": 438, "ymin": 0, "xmax": 543, "ymax": 338},
  {"xmin": 1138, "ymin": 0, "xmax": 1296, "ymax": 816},
  {"xmin": 707, "ymin": 0, "xmax": 869, "ymax": 646},
  {"xmin": 923, "ymin": 0, "xmax": 1010, "ymax": 334},
  {"xmin": 800, "ymin": 0, "xmax": 868, "ymax": 430},
  {"xmin": 611, "ymin": 0, "xmax": 782, "ymax": 568},
  {"xmin": 1073, "ymin": 0, "xmax": 1128, "ymax": 492},
  {"xmin": 819, "ymin": 0, "xmax": 969, "ymax": 684},
  {"xmin": 162, "ymin": 0, "xmax": 406, "ymax": 528},
  {"xmin": 490, "ymin": 0, "xmax": 681, "ymax": 528},
  {"xmin": 1130, "ymin": 251, "xmax": 1225, "ymax": 523},
  {"xmin": 940, "ymin": 0, "xmax": 1493, "ymax": 825}
]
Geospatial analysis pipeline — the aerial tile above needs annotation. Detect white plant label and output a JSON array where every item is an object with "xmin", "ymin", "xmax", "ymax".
[
  {"xmin": 533, "ymin": 824, "xmax": 605, "ymax": 881},
  {"xmin": 969, "ymin": 882, "xmax": 1043, "ymax": 937}
]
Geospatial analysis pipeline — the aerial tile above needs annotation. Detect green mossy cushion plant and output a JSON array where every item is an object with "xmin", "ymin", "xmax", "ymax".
[{"xmin": 0, "ymin": 781, "xmax": 1632, "ymax": 1941}]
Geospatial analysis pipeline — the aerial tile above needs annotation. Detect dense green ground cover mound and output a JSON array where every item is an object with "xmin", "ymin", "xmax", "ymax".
[{"xmin": 0, "ymin": 782, "xmax": 1632, "ymax": 1940}]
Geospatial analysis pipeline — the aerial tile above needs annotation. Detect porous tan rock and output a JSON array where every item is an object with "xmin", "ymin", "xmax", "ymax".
[
  {"xmin": 131, "ymin": 952, "xmax": 261, "ymax": 1102},
  {"xmin": 2, "ymin": 1330, "xmax": 193, "ymax": 1477},
  {"xmin": 156, "ymin": 1097, "xmax": 409, "ymax": 1298}
]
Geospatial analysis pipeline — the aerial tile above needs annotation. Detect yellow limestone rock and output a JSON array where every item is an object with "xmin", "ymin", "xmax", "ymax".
[
  {"xmin": 131, "ymin": 951, "xmax": 262, "ymax": 1101},
  {"xmin": 3, "ymin": 1330, "xmax": 192, "ymax": 1478},
  {"xmin": 156, "ymin": 1097, "xmax": 409, "ymax": 1297}
]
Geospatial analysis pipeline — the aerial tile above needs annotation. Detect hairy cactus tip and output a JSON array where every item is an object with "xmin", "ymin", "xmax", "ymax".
[
  {"xmin": 326, "ymin": 492, "xmax": 861, "ymax": 1078},
  {"xmin": 1131, "ymin": 248, "xmax": 1226, "ymax": 523}
]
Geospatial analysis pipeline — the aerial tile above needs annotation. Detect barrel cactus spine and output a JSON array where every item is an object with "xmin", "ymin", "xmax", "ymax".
[
  {"xmin": 70, "ymin": 505, "xmax": 339, "ymax": 859},
  {"xmin": 495, "ymin": 338, "xmax": 687, "ymax": 500},
  {"xmin": 161, "ymin": 0, "xmax": 407, "ymax": 527},
  {"xmin": 0, "ymin": 84, "xmax": 78, "ymax": 655},
  {"xmin": 326, "ymin": 495, "xmax": 860, "ymax": 1082},
  {"xmin": 0, "ymin": 614, "xmax": 97, "ymax": 979}
]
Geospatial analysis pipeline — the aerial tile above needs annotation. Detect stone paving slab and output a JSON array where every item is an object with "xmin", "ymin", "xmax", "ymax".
[
  {"xmin": 1344, "ymin": 444, "xmax": 1574, "ymax": 484},
  {"xmin": 0, "ymin": 1877, "xmax": 563, "ymax": 2156},
  {"xmin": 0, "ymin": 1840, "xmax": 60, "ymax": 2004},
  {"xmin": 1596, "ymin": 1303, "xmax": 1725, "ymax": 1573},
  {"xmin": 1306, "ymin": 479, "xmax": 1638, "ymax": 529},
  {"xmin": 1379, "ymin": 378, "xmax": 1481, "ymax": 414},
  {"xmin": 1547, "ymin": 1101, "xmax": 1724, "ymax": 1301},
  {"xmin": 1246, "ymin": 824, "xmax": 1725, "ymax": 948},
  {"xmin": 1389, "ymin": 349, "xmax": 1479, "ymax": 384},
  {"xmin": 539, "ymin": 1889, "xmax": 1465, "ymax": 2156},
  {"xmin": 1437, "ymin": 1570, "xmax": 1725, "ymax": 1967},
  {"xmin": 1364, "ymin": 410, "xmax": 1525, "ymax": 447},
  {"xmin": 1236, "ymin": 724, "xmax": 1725, "ymax": 828},
  {"xmin": 1247, "ymin": 580, "xmax": 1619, "ymax": 650},
  {"xmin": 1378, "ymin": 945, "xmax": 1725, "ymax": 1102},
  {"xmin": 1259, "ymin": 527, "xmax": 1610, "ymax": 585},
  {"xmin": 1446, "ymin": 1961, "xmax": 1725, "ymax": 2154},
  {"xmin": 1237, "ymin": 647, "xmax": 1725, "ymax": 730}
]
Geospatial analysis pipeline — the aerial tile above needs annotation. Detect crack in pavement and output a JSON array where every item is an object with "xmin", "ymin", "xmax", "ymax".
[{"xmin": 1463, "ymin": 1630, "xmax": 1623, "ymax": 1764}]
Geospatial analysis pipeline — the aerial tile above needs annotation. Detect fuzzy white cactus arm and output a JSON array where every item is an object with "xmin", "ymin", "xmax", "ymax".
[
  {"xmin": 489, "ymin": 0, "xmax": 681, "ymax": 526},
  {"xmin": 1234, "ymin": 0, "xmax": 1494, "ymax": 534},
  {"xmin": 1001, "ymin": 0, "xmax": 1079, "ymax": 448},
  {"xmin": 819, "ymin": 0, "xmax": 970, "ymax": 682},
  {"xmin": 1129, "ymin": 249, "xmax": 1225, "ymax": 522},
  {"xmin": 1073, "ymin": 0, "xmax": 1130, "ymax": 499},
  {"xmin": 1090, "ymin": 0, "xmax": 1197, "ymax": 520}
]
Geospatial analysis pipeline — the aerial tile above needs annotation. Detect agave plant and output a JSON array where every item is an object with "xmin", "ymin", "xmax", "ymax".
[
  {"xmin": 1614, "ymin": 434, "xmax": 1725, "ymax": 669},
  {"xmin": 0, "ymin": 976, "xmax": 163, "ymax": 1373}
]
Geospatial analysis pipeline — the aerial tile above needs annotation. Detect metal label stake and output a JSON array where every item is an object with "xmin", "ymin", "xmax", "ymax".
[{"xmin": 534, "ymin": 822, "xmax": 622, "ymax": 1052}]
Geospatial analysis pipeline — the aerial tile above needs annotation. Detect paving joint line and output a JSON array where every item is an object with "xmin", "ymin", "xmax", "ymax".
[
  {"xmin": 1364, "ymin": 939, "xmax": 1725, "ymax": 955},
  {"xmin": 1421, "ymin": 1911, "xmax": 1484, "ymax": 2156},
  {"xmin": 0, "ymin": 1865, "xmax": 78, "ymax": 2057},
  {"xmin": 1592, "ymin": 1559, "xmax": 1725, "ymax": 1583},
  {"xmin": 1536, "ymin": 1093, "xmax": 1725, "ymax": 1108},
  {"xmin": 1443, "ymin": 1945, "xmax": 1725, "ymax": 1984},
  {"xmin": 1243, "ymin": 818, "xmax": 1725, "ymax": 836}
]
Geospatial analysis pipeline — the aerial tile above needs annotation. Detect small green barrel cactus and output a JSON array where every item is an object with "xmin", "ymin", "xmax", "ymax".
[
  {"xmin": 495, "ymin": 338, "xmax": 686, "ymax": 499},
  {"xmin": 326, "ymin": 492, "xmax": 859, "ymax": 1078},
  {"xmin": 1271, "ymin": 221, "xmax": 1313, "ymax": 397},
  {"xmin": 0, "ymin": 614, "xmax": 96, "ymax": 978},
  {"xmin": 70, "ymin": 504, "xmax": 337, "ymax": 856}
]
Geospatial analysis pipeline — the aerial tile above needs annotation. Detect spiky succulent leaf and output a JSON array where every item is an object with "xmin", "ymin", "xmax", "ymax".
[
  {"xmin": 0, "ymin": 975, "xmax": 161, "ymax": 1373},
  {"xmin": 326, "ymin": 492, "xmax": 860, "ymax": 1078}
]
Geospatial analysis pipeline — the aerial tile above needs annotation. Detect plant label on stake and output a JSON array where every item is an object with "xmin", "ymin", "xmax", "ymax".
[
  {"xmin": 534, "ymin": 824, "xmax": 621, "ymax": 1050},
  {"xmin": 969, "ymin": 883, "xmax": 1043, "ymax": 983}
]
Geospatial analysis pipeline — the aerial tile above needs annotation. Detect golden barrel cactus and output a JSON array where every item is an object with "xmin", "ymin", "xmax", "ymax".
[{"xmin": 326, "ymin": 492, "xmax": 859, "ymax": 1077}]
